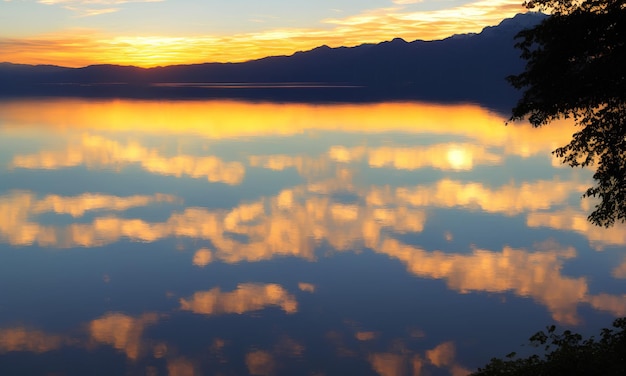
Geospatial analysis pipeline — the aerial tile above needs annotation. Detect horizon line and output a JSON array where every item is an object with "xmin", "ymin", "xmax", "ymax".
[{"xmin": 0, "ymin": 10, "xmax": 543, "ymax": 69}]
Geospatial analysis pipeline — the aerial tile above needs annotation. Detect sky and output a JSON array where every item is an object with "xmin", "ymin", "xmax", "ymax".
[{"xmin": 0, "ymin": 0, "xmax": 527, "ymax": 67}]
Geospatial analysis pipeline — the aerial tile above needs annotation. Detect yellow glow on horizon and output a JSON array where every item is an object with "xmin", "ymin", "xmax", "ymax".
[
  {"xmin": 0, "ymin": 1, "xmax": 525, "ymax": 67},
  {"xmin": 0, "ymin": 100, "xmax": 576, "ymax": 159}
]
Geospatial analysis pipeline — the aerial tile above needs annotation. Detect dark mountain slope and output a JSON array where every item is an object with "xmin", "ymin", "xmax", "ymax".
[{"xmin": 0, "ymin": 13, "xmax": 546, "ymax": 109}]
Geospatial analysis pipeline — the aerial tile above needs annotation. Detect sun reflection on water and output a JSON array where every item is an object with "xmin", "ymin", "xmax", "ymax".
[{"xmin": 0, "ymin": 98, "xmax": 624, "ymax": 375}]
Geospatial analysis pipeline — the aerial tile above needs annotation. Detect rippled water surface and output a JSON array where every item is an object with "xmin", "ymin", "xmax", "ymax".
[{"xmin": 1, "ymin": 99, "xmax": 625, "ymax": 376}]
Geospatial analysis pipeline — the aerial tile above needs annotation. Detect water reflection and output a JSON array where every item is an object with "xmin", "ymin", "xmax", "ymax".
[
  {"xmin": 0, "ymin": 328, "xmax": 67, "ymax": 354},
  {"xmin": 180, "ymin": 284, "xmax": 298, "ymax": 315},
  {"xmin": 613, "ymin": 260, "xmax": 626, "ymax": 279},
  {"xmin": 90, "ymin": 313, "xmax": 162, "ymax": 360},
  {"xmin": 0, "ymin": 319, "xmax": 475, "ymax": 376},
  {"xmin": 528, "ymin": 209, "xmax": 626, "ymax": 248},
  {"xmin": 192, "ymin": 248, "xmax": 213, "ymax": 267},
  {"xmin": 376, "ymin": 239, "xmax": 626, "ymax": 324},
  {"xmin": 0, "ymin": 191, "xmax": 177, "ymax": 246},
  {"xmin": 328, "ymin": 144, "xmax": 502, "ymax": 171},
  {"xmin": 10, "ymin": 134, "xmax": 245, "ymax": 185},
  {"xmin": 367, "ymin": 341, "xmax": 470, "ymax": 376},
  {"xmin": 0, "ymin": 100, "xmax": 574, "ymax": 151},
  {"xmin": 1, "ymin": 99, "xmax": 625, "ymax": 375}
]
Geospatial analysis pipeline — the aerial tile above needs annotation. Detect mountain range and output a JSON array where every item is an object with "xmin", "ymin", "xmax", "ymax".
[{"xmin": 0, "ymin": 12, "xmax": 547, "ymax": 111}]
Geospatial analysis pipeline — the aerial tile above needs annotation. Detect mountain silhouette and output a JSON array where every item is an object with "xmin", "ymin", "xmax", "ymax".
[{"xmin": 0, "ymin": 13, "xmax": 547, "ymax": 111}]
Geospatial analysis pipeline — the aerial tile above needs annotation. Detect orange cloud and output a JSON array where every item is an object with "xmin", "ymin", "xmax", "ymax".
[
  {"xmin": 367, "ymin": 341, "xmax": 470, "ymax": 376},
  {"xmin": 0, "ymin": 191, "xmax": 175, "ymax": 246},
  {"xmin": 329, "ymin": 143, "xmax": 502, "ymax": 171},
  {"xmin": 1, "ymin": 1, "xmax": 524, "ymax": 66},
  {"xmin": 377, "ymin": 239, "xmax": 626, "ymax": 324},
  {"xmin": 613, "ymin": 260, "xmax": 626, "ymax": 279},
  {"xmin": 11, "ymin": 134, "xmax": 245, "ymax": 185},
  {"xmin": 192, "ymin": 248, "xmax": 213, "ymax": 267},
  {"xmin": 587, "ymin": 294, "xmax": 626, "ymax": 317},
  {"xmin": 369, "ymin": 353, "xmax": 411, "ymax": 376},
  {"xmin": 426, "ymin": 342, "xmax": 456, "ymax": 368},
  {"xmin": 167, "ymin": 357, "xmax": 197, "ymax": 376},
  {"xmin": 89, "ymin": 312, "xmax": 160, "ymax": 360},
  {"xmin": 298, "ymin": 282, "xmax": 316, "ymax": 293},
  {"xmin": 1, "ymin": 167, "xmax": 582, "ymax": 267},
  {"xmin": 368, "ymin": 178, "xmax": 586, "ymax": 216},
  {"xmin": 527, "ymin": 209, "xmax": 626, "ymax": 247},
  {"xmin": 34, "ymin": 192, "xmax": 176, "ymax": 217},
  {"xmin": 179, "ymin": 283, "xmax": 298, "ymax": 315},
  {"xmin": 0, "ymin": 327, "xmax": 66, "ymax": 353},
  {"xmin": 246, "ymin": 350, "xmax": 276, "ymax": 376},
  {"xmin": 0, "ymin": 178, "xmax": 428, "ymax": 255}
]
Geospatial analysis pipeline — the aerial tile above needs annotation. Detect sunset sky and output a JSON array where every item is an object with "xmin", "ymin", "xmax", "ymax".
[{"xmin": 1, "ymin": 0, "xmax": 527, "ymax": 67}]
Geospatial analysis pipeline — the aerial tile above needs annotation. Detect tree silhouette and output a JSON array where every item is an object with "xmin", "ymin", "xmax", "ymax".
[
  {"xmin": 508, "ymin": 0, "xmax": 626, "ymax": 227},
  {"xmin": 471, "ymin": 317, "xmax": 626, "ymax": 375}
]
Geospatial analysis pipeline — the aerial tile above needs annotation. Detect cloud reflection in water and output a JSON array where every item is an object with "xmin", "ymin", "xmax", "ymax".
[{"xmin": 1, "ymin": 99, "xmax": 625, "ymax": 375}]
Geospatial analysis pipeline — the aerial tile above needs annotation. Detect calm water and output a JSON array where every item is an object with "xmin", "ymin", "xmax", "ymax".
[{"xmin": 1, "ymin": 98, "xmax": 625, "ymax": 376}]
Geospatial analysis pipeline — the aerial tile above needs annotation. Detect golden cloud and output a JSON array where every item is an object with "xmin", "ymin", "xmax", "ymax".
[
  {"xmin": 298, "ymin": 282, "xmax": 316, "ymax": 293},
  {"xmin": 10, "ymin": 134, "xmax": 245, "ymax": 185},
  {"xmin": 613, "ymin": 260, "xmax": 626, "ymax": 279},
  {"xmin": 167, "ymin": 357, "xmax": 197, "ymax": 376},
  {"xmin": 587, "ymin": 294, "xmax": 626, "ymax": 317},
  {"xmin": 192, "ymin": 248, "xmax": 213, "ymax": 267},
  {"xmin": 0, "ymin": 181, "xmax": 424, "ymax": 255},
  {"xmin": 329, "ymin": 143, "xmax": 502, "ymax": 171},
  {"xmin": 89, "ymin": 312, "xmax": 160, "ymax": 360},
  {"xmin": 3, "ymin": 1, "xmax": 523, "ymax": 66},
  {"xmin": 179, "ymin": 283, "xmax": 298, "ymax": 315},
  {"xmin": 0, "ymin": 327, "xmax": 66, "ymax": 353},
  {"xmin": 0, "ymin": 191, "xmax": 175, "ymax": 247},
  {"xmin": 426, "ymin": 342, "xmax": 455, "ymax": 368},
  {"xmin": 367, "ymin": 341, "xmax": 470, "ymax": 376},
  {"xmin": 6, "ymin": 183, "xmax": 623, "ymax": 326},
  {"xmin": 376, "ymin": 239, "xmax": 626, "ymax": 324},
  {"xmin": 367, "ymin": 178, "xmax": 586, "ymax": 216},
  {"xmin": 527, "ymin": 209, "xmax": 626, "ymax": 247},
  {"xmin": 246, "ymin": 350, "xmax": 276, "ymax": 376},
  {"xmin": 1, "ymin": 168, "xmax": 585, "ymax": 270},
  {"xmin": 369, "ymin": 353, "xmax": 410, "ymax": 376}
]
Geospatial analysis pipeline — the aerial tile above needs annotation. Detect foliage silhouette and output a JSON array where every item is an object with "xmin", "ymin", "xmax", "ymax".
[
  {"xmin": 471, "ymin": 317, "xmax": 626, "ymax": 375},
  {"xmin": 508, "ymin": 0, "xmax": 626, "ymax": 227}
]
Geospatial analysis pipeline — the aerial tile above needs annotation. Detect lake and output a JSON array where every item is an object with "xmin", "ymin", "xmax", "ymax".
[{"xmin": 1, "ymin": 98, "xmax": 625, "ymax": 376}]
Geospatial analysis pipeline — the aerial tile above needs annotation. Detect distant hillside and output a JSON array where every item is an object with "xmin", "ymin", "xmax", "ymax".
[{"xmin": 0, "ymin": 13, "xmax": 547, "ymax": 110}]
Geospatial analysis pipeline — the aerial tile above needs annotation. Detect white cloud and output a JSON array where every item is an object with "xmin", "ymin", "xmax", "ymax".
[{"xmin": 37, "ymin": 0, "xmax": 164, "ymax": 16}]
